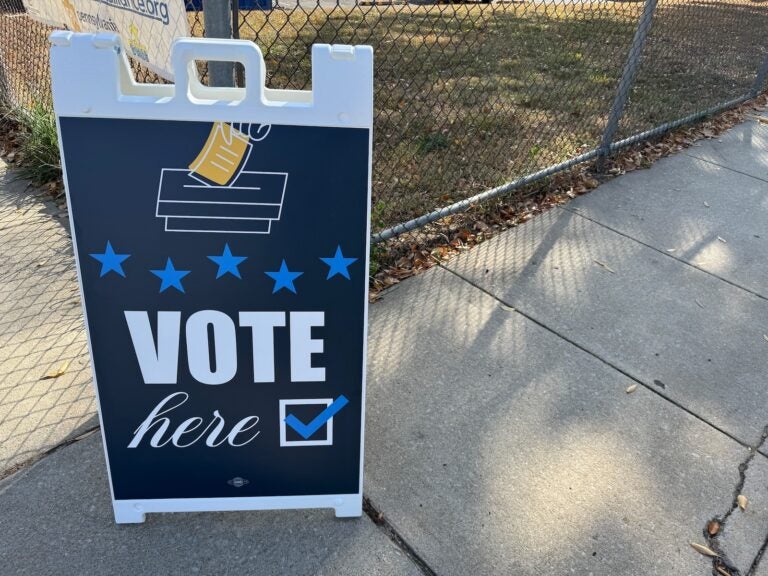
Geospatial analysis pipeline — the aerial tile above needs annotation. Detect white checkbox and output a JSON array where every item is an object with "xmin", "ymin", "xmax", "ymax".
[{"xmin": 279, "ymin": 398, "xmax": 334, "ymax": 447}]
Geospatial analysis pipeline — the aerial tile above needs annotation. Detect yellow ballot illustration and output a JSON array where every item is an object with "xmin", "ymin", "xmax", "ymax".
[{"xmin": 189, "ymin": 122, "xmax": 251, "ymax": 186}]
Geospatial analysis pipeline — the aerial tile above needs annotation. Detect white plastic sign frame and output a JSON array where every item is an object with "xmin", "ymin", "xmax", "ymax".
[{"xmin": 49, "ymin": 32, "xmax": 373, "ymax": 523}]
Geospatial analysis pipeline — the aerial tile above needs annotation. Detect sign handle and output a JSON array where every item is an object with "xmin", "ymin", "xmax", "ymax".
[{"xmin": 170, "ymin": 38, "xmax": 265, "ymax": 106}]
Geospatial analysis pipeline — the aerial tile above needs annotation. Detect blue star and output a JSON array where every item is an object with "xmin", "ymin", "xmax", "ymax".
[
  {"xmin": 150, "ymin": 258, "xmax": 190, "ymax": 293},
  {"xmin": 320, "ymin": 245, "xmax": 358, "ymax": 280},
  {"xmin": 89, "ymin": 241, "xmax": 130, "ymax": 277},
  {"xmin": 208, "ymin": 243, "xmax": 247, "ymax": 279},
  {"xmin": 265, "ymin": 260, "xmax": 303, "ymax": 294}
]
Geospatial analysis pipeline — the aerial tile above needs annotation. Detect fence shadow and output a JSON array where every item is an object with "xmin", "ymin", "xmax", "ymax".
[{"xmin": 0, "ymin": 163, "xmax": 97, "ymax": 478}]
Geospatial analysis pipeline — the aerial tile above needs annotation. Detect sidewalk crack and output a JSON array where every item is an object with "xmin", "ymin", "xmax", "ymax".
[
  {"xmin": 438, "ymin": 262, "xmax": 753, "ymax": 450},
  {"xmin": 363, "ymin": 496, "xmax": 440, "ymax": 576},
  {"xmin": 747, "ymin": 535, "xmax": 768, "ymax": 576},
  {"xmin": 704, "ymin": 423, "xmax": 768, "ymax": 576},
  {"xmin": 560, "ymin": 206, "xmax": 768, "ymax": 304},
  {"xmin": 682, "ymin": 150, "xmax": 768, "ymax": 186}
]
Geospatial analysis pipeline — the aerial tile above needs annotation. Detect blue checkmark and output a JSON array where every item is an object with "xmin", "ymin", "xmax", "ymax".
[{"xmin": 284, "ymin": 396, "xmax": 349, "ymax": 440}]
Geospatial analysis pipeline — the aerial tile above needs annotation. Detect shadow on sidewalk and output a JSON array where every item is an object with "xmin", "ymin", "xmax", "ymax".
[{"xmin": 0, "ymin": 162, "xmax": 97, "ymax": 479}]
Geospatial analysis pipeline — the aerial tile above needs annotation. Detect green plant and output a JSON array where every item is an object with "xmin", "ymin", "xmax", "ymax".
[
  {"xmin": 416, "ymin": 132, "xmax": 449, "ymax": 155},
  {"xmin": 7, "ymin": 103, "xmax": 61, "ymax": 185},
  {"xmin": 369, "ymin": 243, "xmax": 386, "ymax": 278},
  {"xmin": 371, "ymin": 199, "xmax": 388, "ymax": 231}
]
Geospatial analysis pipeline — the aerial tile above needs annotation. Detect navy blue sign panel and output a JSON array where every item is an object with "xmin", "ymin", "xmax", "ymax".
[{"xmin": 59, "ymin": 117, "xmax": 369, "ymax": 505}]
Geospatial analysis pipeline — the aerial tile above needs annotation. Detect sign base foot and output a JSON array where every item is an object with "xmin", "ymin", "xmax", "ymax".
[
  {"xmin": 334, "ymin": 496, "xmax": 363, "ymax": 518},
  {"xmin": 113, "ymin": 502, "xmax": 147, "ymax": 524}
]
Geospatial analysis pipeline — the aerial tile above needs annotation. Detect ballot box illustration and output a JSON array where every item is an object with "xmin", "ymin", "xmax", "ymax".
[
  {"xmin": 50, "ymin": 32, "xmax": 373, "ymax": 523},
  {"xmin": 156, "ymin": 122, "xmax": 288, "ymax": 234},
  {"xmin": 156, "ymin": 121, "xmax": 288, "ymax": 234}
]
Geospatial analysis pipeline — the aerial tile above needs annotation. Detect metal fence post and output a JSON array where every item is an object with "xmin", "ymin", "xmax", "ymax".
[
  {"xmin": 596, "ymin": 0, "xmax": 659, "ymax": 171},
  {"xmin": 750, "ymin": 53, "xmax": 768, "ymax": 98},
  {"xmin": 231, "ymin": 0, "xmax": 245, "ymax": 88},
  {"xmin": 203, "ymin": 0, "xmax": 235, "ymax": 87}
]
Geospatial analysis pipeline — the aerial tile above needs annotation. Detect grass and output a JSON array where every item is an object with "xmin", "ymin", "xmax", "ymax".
[
  {"xmin": 3, "ymin": 104, "xmax": 61, "ymax": 186},
  {"xmin": 239, "ymin": 2, "xmax": 641, "ymax": 227},
  {"xmin": 237, "ymin": 0, "xmax": 768, "ymax": 231}
]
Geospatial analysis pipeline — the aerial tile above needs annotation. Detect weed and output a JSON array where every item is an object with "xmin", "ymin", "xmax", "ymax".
[
  {"xmin": 416, "ymin": 132, "xmax": 449, "ymax": 155},
  {"xmin": 6, "ymin": 103, "xmax": 61, "ymax": 185}
]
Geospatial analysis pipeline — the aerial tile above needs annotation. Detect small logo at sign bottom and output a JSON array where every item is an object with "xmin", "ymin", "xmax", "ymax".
[{"xmin": 228, "ymin": 477, "xmax": 250, "ymax": 488}]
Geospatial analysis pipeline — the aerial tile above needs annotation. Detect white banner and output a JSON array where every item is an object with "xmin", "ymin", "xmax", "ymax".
[{"xmin": 24, "ymin": 0, "xmax": 189, "ymax": 80}]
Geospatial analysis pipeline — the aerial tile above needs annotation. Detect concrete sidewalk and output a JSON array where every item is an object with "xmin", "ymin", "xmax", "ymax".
[
  {"xmin": 0, "ymin": 167, "xmax": 96, "ymax": 476},
  {"xmin": 2, "ymin": 114, "xmax": 768, "ymax": 575}
]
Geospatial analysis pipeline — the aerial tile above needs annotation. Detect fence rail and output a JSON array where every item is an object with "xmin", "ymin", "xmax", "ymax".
[{"xmin": 1, "ymin": 0, "xmax": 767, "ymax": 249}]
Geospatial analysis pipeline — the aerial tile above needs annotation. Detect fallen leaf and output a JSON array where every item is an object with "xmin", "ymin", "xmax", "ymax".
[
  {"xmin": 593, "ymin": 260, "xmax": 615, "ymax": 274},
  {"xmin": 704, "ymin": 201, "xmax": 710, "ymax": 208},
  {"xmin": 584, "ymin": 177, "xmax": 599, "ymax": 189},
  {"xmin": 716, "ymin": 566, "xmax": 731, "ymax": 576},
  {"xmin": 695, "ymin": 300, "xmax": 705, "ymax": 309},
  {"xmin": 737, "ymin": 495, "xmax": 748, "ymax": 511},
  {"xmin": 42, "ymin": 360, "xmax": 71, "ymax": 380},
  {"xmin": 690, "ymin": 542, "xmax": 719, "ymax": 557},
  {"xmin": 625, "ymin": 384, "xmax": 638, "ymax": 394},
  {"xmin": 707, "ymin": 520, "xmax": 721, "ymax": 535}
]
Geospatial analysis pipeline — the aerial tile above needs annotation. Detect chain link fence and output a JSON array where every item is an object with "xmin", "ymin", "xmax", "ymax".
[
  {"xmin": 0, "ymin": 0, "xmax": 53, "ymax": 109},
  {"xmin": 1, "ymin": 0, "xmax": 767, "ymax": 253},
  {"xmin": 0, "ymin": 0, "xmax": 205, "ymax": 104}
]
